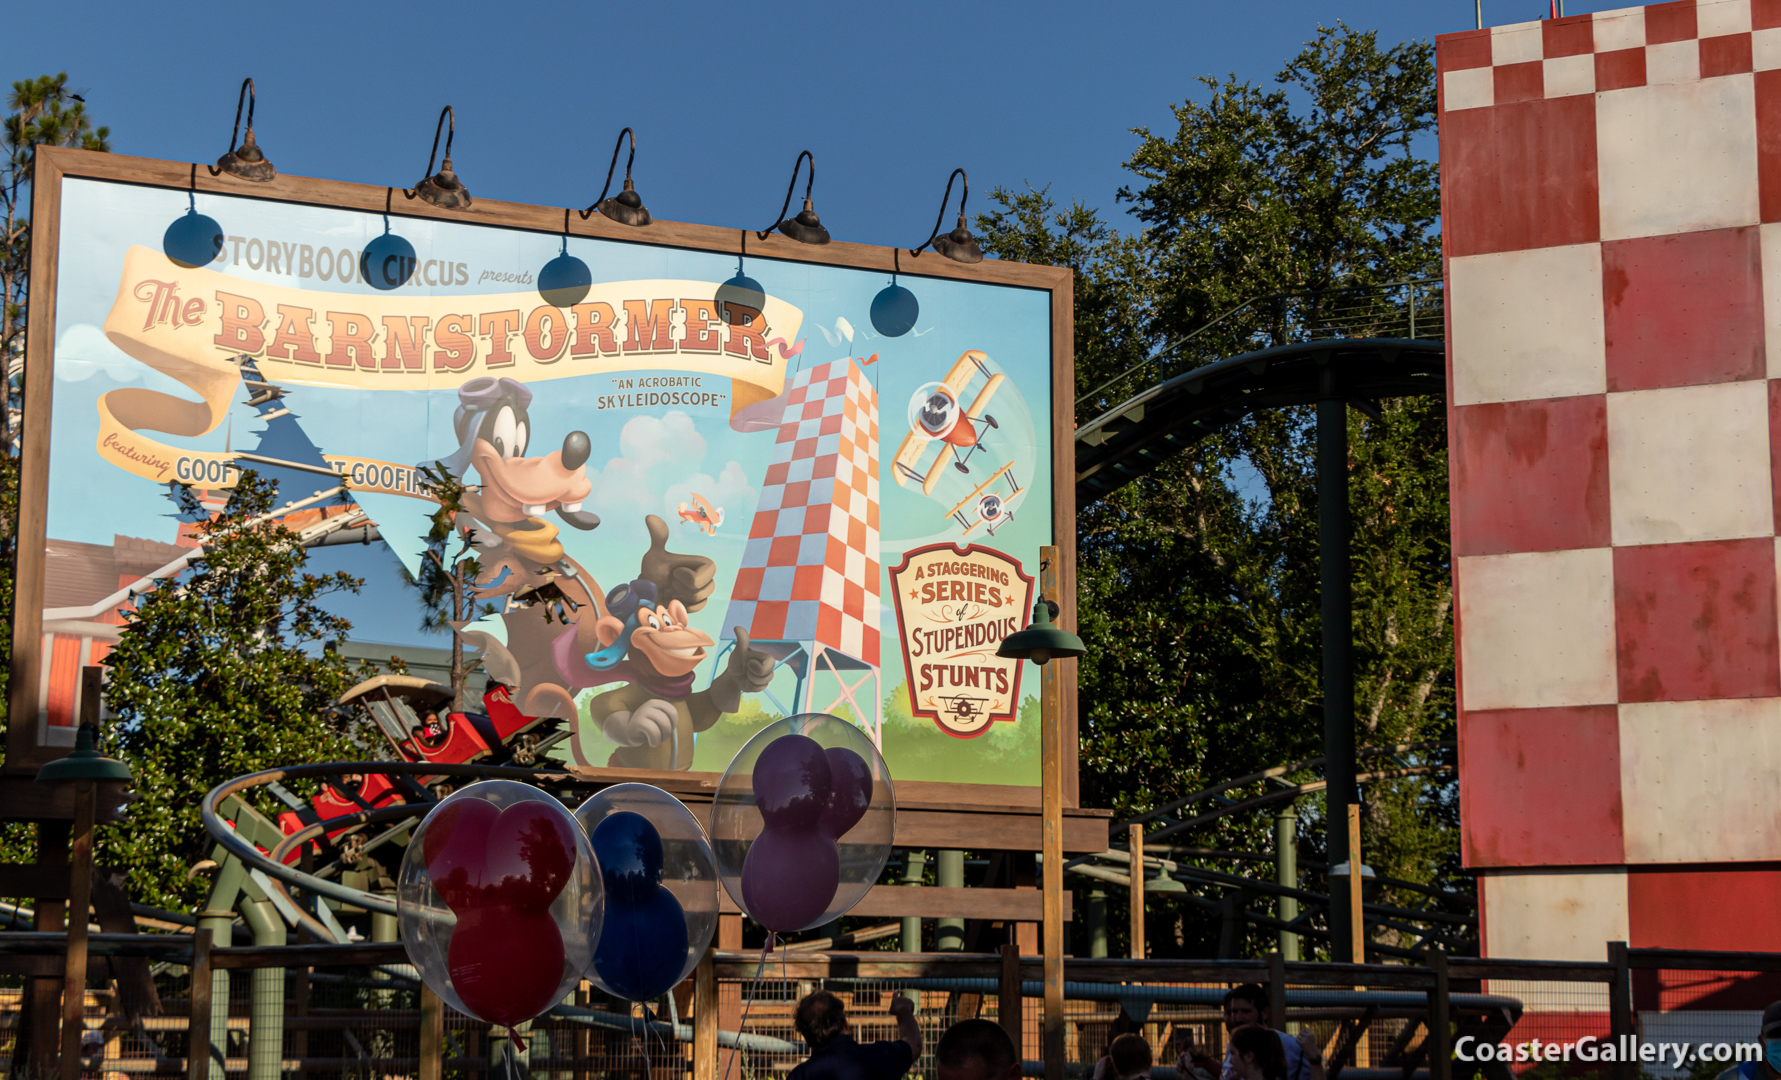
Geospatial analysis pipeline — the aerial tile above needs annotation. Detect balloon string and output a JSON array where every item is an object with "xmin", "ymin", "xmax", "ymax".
[{"xmin": 720, "ymin": 935, "xmax": 777, "ymax": 1080}]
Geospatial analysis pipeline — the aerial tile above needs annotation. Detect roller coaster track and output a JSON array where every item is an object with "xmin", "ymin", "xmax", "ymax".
[
  {"xmin": 1065, "ymin": 741, "xmax": 1471, "ymax": 959},
  {"xmin": 1074, "ymin": 278, "xmax": 1445, "ymax": 504}
]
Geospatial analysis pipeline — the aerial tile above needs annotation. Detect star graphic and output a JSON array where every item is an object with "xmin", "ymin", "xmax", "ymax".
[{"xmin": 908, "ymin": 588, "xmax": 920, "ymax": 600}]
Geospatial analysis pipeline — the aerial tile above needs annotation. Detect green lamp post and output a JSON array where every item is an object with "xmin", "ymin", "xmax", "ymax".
[
  {"xmin": 37, "ymin": 723, "xmax": 132, "ymax": 1080},
  {"xmin": 996, "ymin": 589, "xmax": 1085, "ymax": 1080},
  {"xmin": 996, "ymin": 600, "xmax": 1086, "ymax": 665}
]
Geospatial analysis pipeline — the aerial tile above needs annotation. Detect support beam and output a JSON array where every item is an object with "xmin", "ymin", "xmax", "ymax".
[
  {"xmin": 1128, "ymin": 823, "xmax": 1145, "ymax": 960},
  {"xmin": 1318, "ymin": 390, "xmax": 1356, "ymax": 964},
  {"xmin": 58, "ymin": 778, "xmax": 94, "ymax": 1080},
  {"xmin": 1275, "ymin": 810, "xmax": 1299, "ymax": 961},
  {"xmin": 937, "ymin": 850, "xmax": 965, "ymax": 952},
  {"xmin": 1040, "ymin": 547, "xmax": 1066, "ymax": 1080}
]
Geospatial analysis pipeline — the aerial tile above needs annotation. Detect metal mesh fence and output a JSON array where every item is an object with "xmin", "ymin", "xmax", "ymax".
[{"xmin": 0, "ymin": 955, "xmax": 1777, "ymax": 1078}]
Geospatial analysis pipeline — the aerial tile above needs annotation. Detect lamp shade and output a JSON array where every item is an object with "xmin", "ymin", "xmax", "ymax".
[
  {"xmin": 996, "ymin": 600, "xmax": 1086, "ymax": 665},
  {"xmin": 36, "ymin": 725, "xmax": 132, "ymax": 784}
]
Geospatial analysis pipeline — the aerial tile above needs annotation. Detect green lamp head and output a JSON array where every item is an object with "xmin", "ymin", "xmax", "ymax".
[
  {"xmin": 36, "ymin": 724, "xmax": 133, "ymax": 784},
  {"xmin": 996, "ymin": 599, "xmax": 1087, "ymax": 665}
]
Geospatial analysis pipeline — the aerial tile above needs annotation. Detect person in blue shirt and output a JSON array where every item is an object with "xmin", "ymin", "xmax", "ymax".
[{"xmin": 789, "ymin": 991, "xmax": 923, "ymax": 1080}]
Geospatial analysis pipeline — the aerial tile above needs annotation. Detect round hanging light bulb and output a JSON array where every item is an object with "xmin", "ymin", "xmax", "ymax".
[
  {"xmin": 871, "ymin": 281, "xmax": 919, "ymax": 337},
  {"xmin": 163, "ymin": 206, "xmax": 224, "ymax": 268}
]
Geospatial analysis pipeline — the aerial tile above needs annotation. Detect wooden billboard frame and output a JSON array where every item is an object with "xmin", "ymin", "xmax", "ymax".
[{"xmin": 9, "ymin": 146, "xmax": 1084, "ymax": 827}]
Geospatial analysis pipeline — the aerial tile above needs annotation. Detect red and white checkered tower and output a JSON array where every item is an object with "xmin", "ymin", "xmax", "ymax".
[
  {"xmin": 1440, "ymin": 0, "xmax": 1781, "ymax": 1006},
  {"xmin": 723, "ymin": 358, "xmax": 882, "ymax": 742}
]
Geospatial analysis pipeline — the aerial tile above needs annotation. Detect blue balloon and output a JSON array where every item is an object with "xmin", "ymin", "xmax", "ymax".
[{"xmin": 591, "ymin": 812, "xmax": 691, "ymax": 1000}]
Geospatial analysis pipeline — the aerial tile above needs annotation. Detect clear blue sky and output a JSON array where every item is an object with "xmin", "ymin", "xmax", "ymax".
[{"xmin": 6, "ymin": 1, "xmax": 1631, "ymax": 248}]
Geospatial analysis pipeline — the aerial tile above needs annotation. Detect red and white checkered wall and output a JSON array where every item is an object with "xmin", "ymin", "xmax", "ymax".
[{"xmin": 1440, "ymin": 0, "xmax": 1781, "ymax": 962}]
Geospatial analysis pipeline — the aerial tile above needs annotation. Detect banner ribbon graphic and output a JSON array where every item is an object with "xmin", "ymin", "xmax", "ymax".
[{"xmin": 95, "ymin": 245, "xmax": 805, "ymax": 492}]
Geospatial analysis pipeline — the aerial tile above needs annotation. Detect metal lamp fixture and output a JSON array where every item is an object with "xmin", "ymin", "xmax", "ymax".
[
  {"xmin": 36, "ymin": 723, "xmax": 132, "ymax": 784},
  {"xmin": 215, "ymin": 77, "xmax": 275, "ymax": 182},
  {"xmin": 413, "ymin": 105, "xmax": 472, "ymax": 210},
  {"xmin": 996, "ymin": 598, "xmax": 1086, "ymax": 665},
  {"xmin": 912, "ymin": 168, "xmax": 983, "ymax": 264},
  {"xmin": 758, "ymin": 150, "xmax": 830, "ymax": 245},
  {"xmin": 588, "ymin": 127, "xmax": 651, "ymax": 227}
]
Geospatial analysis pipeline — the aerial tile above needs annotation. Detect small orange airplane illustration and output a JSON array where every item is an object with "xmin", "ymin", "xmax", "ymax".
[{"xmin": 676, "ymin": 492, "xmax": 724, "ymax": 536}]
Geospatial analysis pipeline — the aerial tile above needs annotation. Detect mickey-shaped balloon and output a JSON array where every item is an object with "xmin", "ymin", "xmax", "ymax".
[
  {"xmin": 398, "ymin": 781, "xmax": 601, "ymax": 1033},
  {"xmin": 576, "ymin": 784, "xmax": 718, "ymax": 1002},
  {"xmin": 711, "ymin": 714, "xmax": 895, "ymax": 935}
]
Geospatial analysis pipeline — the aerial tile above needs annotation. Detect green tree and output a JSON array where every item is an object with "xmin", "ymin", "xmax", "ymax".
[
  {"xmin": 101, "ymin": 472, "xmax": 370, "ymax": 910},
  {"xmin": 4, "ymin": 73, "xmax": 110, "ymax": 452},
  {"xmin": 979, "ymin": 24, "xmax": 1456, "ymax": 958},
  {"xmin": 412, "ymin": 464, "xmax": 488, "ymax": 711}
]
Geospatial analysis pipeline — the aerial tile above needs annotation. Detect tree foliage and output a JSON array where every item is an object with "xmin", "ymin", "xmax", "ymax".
[
  {"xmin": 979, "ymin": 24, "xmax": 1456, "ymax": 958},
  {"xmin": 4, "ymin": 73, "xmax": 110, "ymax": 451},
  {"xmin": 412, "ymin": 464, "xmax": 488, "ymax": 711},
  {"xmin": 101, "ymin": 473, "xmax": 371, "ymax": 910}
]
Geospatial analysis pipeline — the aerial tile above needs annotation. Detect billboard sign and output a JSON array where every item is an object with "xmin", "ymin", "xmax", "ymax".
[{"xmin": 15, "ymin": 149, "xmax": 1076, "ymax": 800}]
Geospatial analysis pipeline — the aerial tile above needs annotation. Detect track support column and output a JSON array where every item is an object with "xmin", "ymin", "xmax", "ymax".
[{"xmin": 1317, "ymin": 379, "xmax": 1357, "ymax": 964}]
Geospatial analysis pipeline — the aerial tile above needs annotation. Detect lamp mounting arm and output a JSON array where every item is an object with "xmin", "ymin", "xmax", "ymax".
[
  {"xmin": 424, "ymin": 105, "xmax": 456, "ymax": 176},
  {"xmin": 758, "ymin": 150, "xmax": 816, "ymax": 240},
  {"xmin": 227, "ymin": 78, "xmax": 256, "ymax": 155},
  {"xmin": 911, "ymin": 168, "xmax": 970, "ymax": 256},
  {"xmin": 586, "ymin": 126, "xmax": 638, "ymax": 216}
]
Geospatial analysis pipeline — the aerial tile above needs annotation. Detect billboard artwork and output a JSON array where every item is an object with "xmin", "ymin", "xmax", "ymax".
[{"xmin": 38, "ymin": 174, "xmax": 1061, "ymax": 789}]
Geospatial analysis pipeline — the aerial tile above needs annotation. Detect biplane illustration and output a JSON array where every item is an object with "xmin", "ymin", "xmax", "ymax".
[
  {"xmin": 894, "ymin": 350, "xmax": 1005, "ymax": 496},
  {"xmin": 677, "ymin": 492, "xmax": 724, "ymax": 536},
  {"xmin": 936, "ymin": 694, "xmax": 992, "ymax": 726}
]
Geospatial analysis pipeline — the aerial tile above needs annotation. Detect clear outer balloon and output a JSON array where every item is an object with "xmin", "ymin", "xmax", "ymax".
[
  {"xmin": 710, "ymin": 714, "xmax": 895, "ymax": 934},
  {"xmin": 574, "ymin": 783, "xmax": 719, "ymax": 1002},
  {"xmin": 398, "ymin": 780, "xmax": 602, "ymax": 1030}
]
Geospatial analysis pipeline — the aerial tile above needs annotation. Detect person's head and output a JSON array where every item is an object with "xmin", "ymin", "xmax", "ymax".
[
  {"xmin": 794, "ymin": 991, "xmax": 848, "ymax": 1050},
  {"xmin": 1760, "ymin": 1001, "xmax": 1781, "ymax": 1071},
  {"xmin": 1223, "ymin": 985, "xmax": 1270, "ymax": 1032},
  {"xmin": 936, "ymin": 1019, "xmax": 1020, "ymax": 1080},
  {"xmin": 1110, "ymin": 1033, "xmax": 1153, "ymax": 1078},
  {"xmin": 1228, "ymin": 1025, "xmax": 1287, "ymax": 1080}
]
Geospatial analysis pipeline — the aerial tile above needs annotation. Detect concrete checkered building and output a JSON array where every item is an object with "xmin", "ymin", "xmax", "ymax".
[
  {"xmin": 1440, "ymin": 0, "xmax": 1781, "ymax": 972},
  {"xmin": 723, "ymin": 358, "xmax": 884, "ymax": 737}
]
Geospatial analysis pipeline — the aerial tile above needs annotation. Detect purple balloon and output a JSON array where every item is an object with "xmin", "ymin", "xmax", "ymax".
[
  {"xmin": 752, "ymin": 735, "xmax": 832, "ymax": 829},
  {"xmin": 820, "ymin": 748, "xmax": 872, "ymax": 839},
  {"xmin": 740, "ymin": 825, "xmax": 839, "ymax": 931}
]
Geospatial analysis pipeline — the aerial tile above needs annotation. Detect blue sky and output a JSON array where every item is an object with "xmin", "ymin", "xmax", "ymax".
[{"xmin": 7, "ymin": 1, "xmax": 1634, "ymax": 247}]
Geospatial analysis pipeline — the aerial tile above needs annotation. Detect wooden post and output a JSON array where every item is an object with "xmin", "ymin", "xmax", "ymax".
[
  {"xmin": 695, "ymin": 949, "xmax": 717, "ymax": 1080},
  {"xmin": 1040, "ymin": 546, "xmax": 1066, "ymax": 1080},
  {"xmin": 187, "ymin": 930, "xmax": 214, "ymax": 1080},
  {"xmin": 1428, "ymin": 949, "xmax": 1450, "ymax": 1080},
  {"xmin": 59, "ymin": 776, "xmax": 95, "ymax": 1080},
  {"xmin": 420, "ymin": 981, "xmax": 444, "ymax": 1080},
  {"xmin": 1128, "ymin": 823, "xmax": 1145, "ymax": 960},
  {"xmin": 1000, "ymin": 942, "xmax": 1022, "ymax": 1053},
  {"xmin": 1267, "ymin": 951, "xmax": 1286, "ymax": 1032},
  {"xmin": 1346, "ymin": 805, "xmax": 1364, "ymax": 964},
  {"xmin": 1608, "ymin": 941, "xmax": 1633, "ymax": 1080},
  {"xmin": 718, "ymin": 913, "xmax": 743, "ymax": 1080}
]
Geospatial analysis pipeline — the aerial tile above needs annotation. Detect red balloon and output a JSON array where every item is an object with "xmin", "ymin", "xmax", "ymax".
[
  {"xmin": 448, "ymin": 905, "xmax": 566, "ymax": 1028},
  {"xmin": 485, "ymin": 800, "xmax": 578, "ymax": 912},
  {"xmin": 422, "ymin": 798, "xmax": 500, "ymax": 910}
]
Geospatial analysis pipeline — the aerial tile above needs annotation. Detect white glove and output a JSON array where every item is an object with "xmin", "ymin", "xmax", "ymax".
[{"xmin": 601, "ymin": 699, "xmax": 679, "ymax": 747}]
